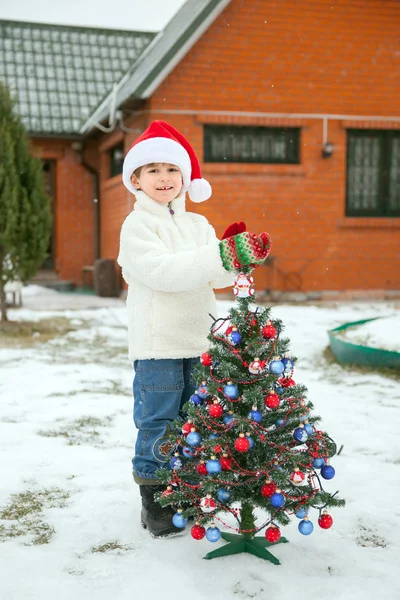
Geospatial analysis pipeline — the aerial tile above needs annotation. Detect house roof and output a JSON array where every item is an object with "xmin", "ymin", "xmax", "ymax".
[
  {"xmin": 0, "ymin": 20, "xmax": 155, "ymax": 135},
  {"xmin": 79, "ymin": 0, "xmax": 231, "ymax": 134}
]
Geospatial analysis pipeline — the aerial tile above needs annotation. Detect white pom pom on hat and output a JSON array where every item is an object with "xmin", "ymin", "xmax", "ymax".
[
  {"xmin": 187, "ymin": 177, "xmax": 212, "ymax": 203},
  {"xmin": 122, "ymin": 120, "xmax": 211, "ymax": 202}
]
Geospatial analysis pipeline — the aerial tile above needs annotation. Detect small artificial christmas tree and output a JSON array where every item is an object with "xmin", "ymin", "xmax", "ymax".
[{"xmin": 156, "ymin": 245, "xmax": 344, "ymax": 564}]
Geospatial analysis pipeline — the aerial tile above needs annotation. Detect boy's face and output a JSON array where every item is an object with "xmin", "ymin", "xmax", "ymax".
[{"xmin": 131, "ymin": 162, "xmax": 183, "ymax": 204}]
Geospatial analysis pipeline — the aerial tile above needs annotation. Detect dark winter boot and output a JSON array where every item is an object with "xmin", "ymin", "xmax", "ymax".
[{"xmin": 139, "ymin": 485, "xmax": 183, "ymax": 538}]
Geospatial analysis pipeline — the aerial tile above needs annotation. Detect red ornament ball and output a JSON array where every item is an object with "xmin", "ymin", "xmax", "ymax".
[
  {"xmin": 208, "ymin": 402, "xmax": 224, "ymax": 418},
  {"xmin": 191, "ymin": 523, "xmax": 206, "ymax": 540},
  {"xmin": 182, "ymin": 421, "xmax": 194, "ymax": 436},
  {"xmin": 234, "ymin": 434, "xmax": 250, "ymax": 453},
  {"xmin": 265, "ymin": 525, "xmax": 281, "ymax": 543},
  {"xmin": 220, "ymin": 454, "xmax": 232, "ymax": 471},
  {"xmin": 318, "ymin": 511, "xmax": 333, "ymax": 529},
  {"xmin": 196, "ymin": 461, "xmax": 208, "ymax": 476},
  {"xmin": 264, "ymin": 392, "xmax": 280, "ymax": 409},
  {"xmin": 262, "ymin": 322, "xmax": 277, "ymax": 339},
  {"xmin": 200, "ymin": 352, "xmax": 213, "ymax": 366},
  {"xmin": 261, "ymin": 481, "xmax": 276, "ymax": 497}
]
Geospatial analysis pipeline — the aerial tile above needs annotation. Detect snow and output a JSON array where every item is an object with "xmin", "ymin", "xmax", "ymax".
[
  {"xmin": 1, "ymin": 286, "xmax": 400, "ymax": 600},
  {"xmin": 335, "ymin": 315, "xmax": 400, "ymax": 352}
]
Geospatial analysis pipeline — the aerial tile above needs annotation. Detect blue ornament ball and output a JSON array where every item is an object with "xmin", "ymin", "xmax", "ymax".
[
  {"xmin": 217, "ymin": 488, "xmax": 231, "ymax": 503},
  {"xmin": 182, "ymin": 446, "xmax": 194, "ymax": 458},
  {"xmin": 295, "ymin": 507, "xmax": 309, "ymax": 519},
  {"xmin": 231, "ymin": 330, "xmax": 242, "ymax": 345},
  {"xmin": 223, "ymin": 413, "xmax": 235, "ymax": 426},
  {"xmin": 272, "ymin": 461, "xmax": 283, "ymax": 471},
  {"xmin": 275, "ymin": 418, "xmax": 287, "ymax": 428},
  {"xmin": 282, "ymin": 357, "xmax": 294, "ymax": 371},
  {"xmin": 270, "ymin": 491, "xmax": 285, "ymax": 508},
  {"xmin": 304, "ymin": 422, "xmax": 314, "ymax": 436},
  {"xmin": 321, "ymin": 464, "xmax": 336, "ymax": 480},
  {"xmin": 312, "ymin": 457, "xmax": 325, "ymax": 469},
  {"xmin": 274, "ymin": 383, "xmax": 284, "ymax": 395},
  {"xmin": 206, "ymin": 459, "xmax": 222, "ymax": 474},
  {"xmin": 246, "ymin": 435, "xmax": 254, "ymax": 449},
  {"xmin": 206, "ymin": 525, "xmax": 221, "ymax": 542},
  {"xmin": 197, "ymin": 383, "xmax": 209, "ymax": 399},
  {"xmin": 298, "ymin": 518, "xmax": 314, "ymax": 535},
  {"xmin": 209, "ymin": 433, "xmax": 218, "ymax": 439},
  {"xmin": 248, "ymin": 409, "xmax": 262, "ymax": 423},
  {"xmin": 269, "ymin": 359, "xmax": 285, "ymax": 375},
  {"xmin": 170, "ymin": 454, "xmax": 184, "ymax": 469},
  {"xmin": 186, "ymin": 431, "xmax": 202, "ymax": 447},
  {"xmin": 190, "ymin": 393, "xmax": 203, "ymax": 406},
  {"xmin": 172, "ymin": 511, "xmax": 188, "ymax": 529},
  {"xmin": 293, "ymin": 426, "xmax": 308, "ymax": 443},
  {"xmin": 223, "ymin": 382, "xmax": 239, "ymax": 400}
]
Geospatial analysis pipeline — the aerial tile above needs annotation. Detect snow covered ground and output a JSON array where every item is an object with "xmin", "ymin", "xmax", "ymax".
[{"xmin": 1, "ymin": 286, "xmax": 399, "ymax": 600}]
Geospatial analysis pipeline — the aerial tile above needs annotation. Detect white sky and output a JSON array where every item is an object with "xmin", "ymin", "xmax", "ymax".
[{"xmin": 0, "ymin": 0, "xmax": 187, "ymax": 31}]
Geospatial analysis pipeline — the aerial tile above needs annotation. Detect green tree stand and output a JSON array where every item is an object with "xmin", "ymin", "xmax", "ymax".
[{"xmin": 203, "ymin": 532, "xmax": 289, "ymax": 564}]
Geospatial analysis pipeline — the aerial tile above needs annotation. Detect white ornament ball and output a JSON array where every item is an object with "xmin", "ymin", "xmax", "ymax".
[{"xmin": 200, "ymin": 494, "xmax": 217, "ymax": 513}]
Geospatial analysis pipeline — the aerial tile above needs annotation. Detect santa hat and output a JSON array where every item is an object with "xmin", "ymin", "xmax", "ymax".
[{"xmin": 122, "ymin": 120, "xmax": 211, "ymax": 202}]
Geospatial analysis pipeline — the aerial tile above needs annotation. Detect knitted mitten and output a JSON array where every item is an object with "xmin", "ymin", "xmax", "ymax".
[
  {"xmin": 219, "ymin": 231, "xmax": 271, "ymax": 272},
  {"xmin": 222, "ymin": 221, "xmax": 247, "ymax": 239}
]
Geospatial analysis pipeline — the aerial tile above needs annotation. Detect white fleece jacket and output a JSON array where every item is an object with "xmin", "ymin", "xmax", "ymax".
[{"xmin": 117, "ymin": 190, "xmax": 232, "ymax": 361}]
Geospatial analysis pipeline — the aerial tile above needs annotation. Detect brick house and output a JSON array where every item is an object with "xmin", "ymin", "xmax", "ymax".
[{"xmin": 1, "ymin": 0, "xmax": 399, "ymax": 297}]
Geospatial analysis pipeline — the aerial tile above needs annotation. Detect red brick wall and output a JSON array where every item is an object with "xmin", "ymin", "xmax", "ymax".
[
  {"xmin": 33, "ymin": 138, "xmax": 95, "ymax": 284},
  {"xmin": 100, "ymin": 0, "xmax": 400, "ymax": 292}
]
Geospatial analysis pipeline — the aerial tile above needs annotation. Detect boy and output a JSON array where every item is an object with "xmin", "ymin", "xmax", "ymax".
[{"xmin": 118, "ymin": 121, "xmax": 260, "ymax": 537}]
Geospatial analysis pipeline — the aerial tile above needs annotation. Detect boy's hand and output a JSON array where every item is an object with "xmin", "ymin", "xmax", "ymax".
[{"xmin": 219, "ymin": 231, "xmax": 271, "ymax": 272}]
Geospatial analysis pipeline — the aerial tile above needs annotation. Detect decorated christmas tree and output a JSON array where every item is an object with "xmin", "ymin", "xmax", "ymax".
[{"xmin": 156, "ymin": 236, "xmax": 344, "ymax": 564}]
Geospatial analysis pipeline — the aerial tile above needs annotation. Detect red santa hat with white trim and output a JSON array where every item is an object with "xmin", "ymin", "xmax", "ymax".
[{"xmin": 122, "ymin": 120, "xmax": 211, "ymax": 203}]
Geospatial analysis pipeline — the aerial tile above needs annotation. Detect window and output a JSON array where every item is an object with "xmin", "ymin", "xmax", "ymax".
[
  {"xmin": 204, "ymin": 125, "xmax": 300, "ymax": 164},
  {"xmin": 109, "ymin": 142, "xmax": 124, "ymax": 178},
  {"xmin": 346, "ymin": 130, "xmax": 400, "ymax": 217}
]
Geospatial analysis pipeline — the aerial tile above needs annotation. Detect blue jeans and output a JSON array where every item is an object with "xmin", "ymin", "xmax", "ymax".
[{"xmin": 132, "ymin": 357, "xmax": 199, "ymax": 484}]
